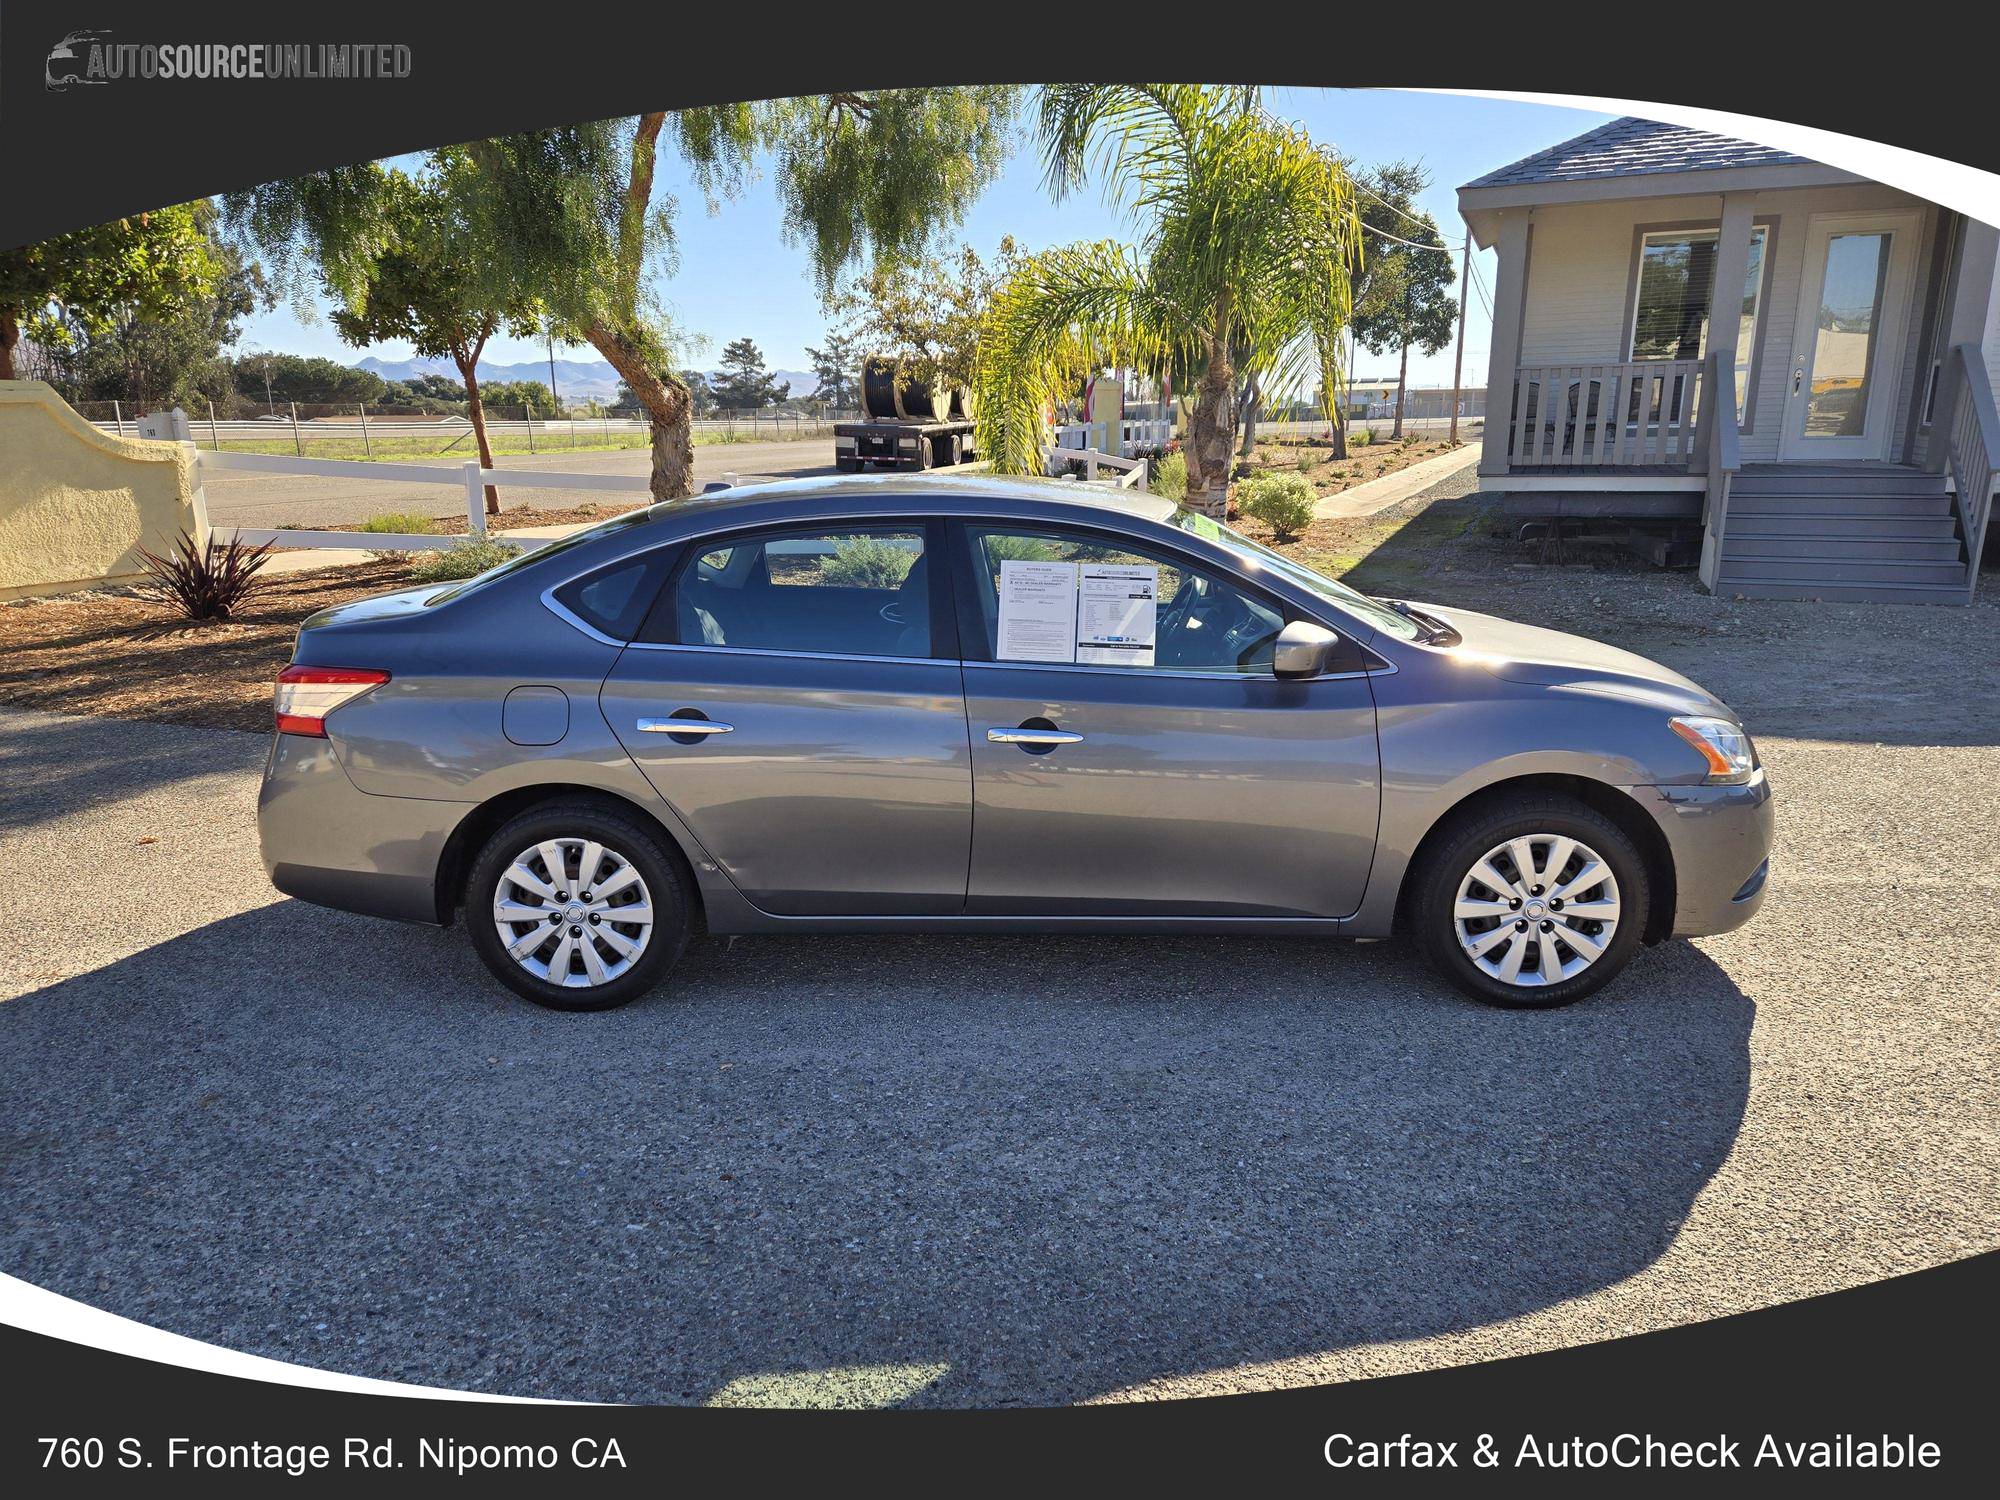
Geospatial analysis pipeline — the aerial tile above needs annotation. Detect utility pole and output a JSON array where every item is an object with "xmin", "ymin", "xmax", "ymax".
[
  {"xmin": 1449, "ymin": 229, "xmax": 1471, "ymax": 445},
  {"xmin": 261, "ymin": 355, "xmax": 275, "ymax": 416},
  {"xmin": 546, "ymin": 325, "xmax": 560, "ymax": 417}
]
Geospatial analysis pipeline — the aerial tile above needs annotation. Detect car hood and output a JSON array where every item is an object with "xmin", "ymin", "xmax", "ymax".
[{"xmin": 1406, "ymin": 601, "xmax": 1738, "ymax": 720}]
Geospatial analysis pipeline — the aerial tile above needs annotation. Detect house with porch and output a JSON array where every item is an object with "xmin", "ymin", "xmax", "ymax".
[{"xmin": 1458, "ymin": 116, "xmax": 1999, "ymax": 602}]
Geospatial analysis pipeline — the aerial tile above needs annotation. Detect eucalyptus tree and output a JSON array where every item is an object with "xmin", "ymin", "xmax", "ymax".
[
  {"xmin": 1351, "ymin": 162, "xmax": 1458, "ymax": 439},
  {"xmin": 226, "ymin": 89, "xmax": 1019, "ymax": 500},
  {"xmin": 974, "ymin": 85, "xmax": 1361, "ymax": 516}
]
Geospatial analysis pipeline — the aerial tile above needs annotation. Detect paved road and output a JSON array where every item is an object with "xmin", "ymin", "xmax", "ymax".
[
  {"xmin": 199, "ymin": 439, "xmax": 839, "ymax": 529},
  {"xmin": 2, "ymin": 677, "xmax": 1993, "ymax": 1405}
]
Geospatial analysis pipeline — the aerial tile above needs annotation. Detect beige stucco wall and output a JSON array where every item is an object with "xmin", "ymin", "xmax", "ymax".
[
  {"xmin": 1513, "ymin": 183, "xmax": 1938, "ymax": 463},
  {"xmin": 0, "ymin": 381, "xmax": 207, "ymax": 601}
]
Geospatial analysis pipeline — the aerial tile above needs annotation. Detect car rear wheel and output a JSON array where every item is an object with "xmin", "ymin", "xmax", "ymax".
[
  {"xmin": 465, "ymin": 802, "xmax": 689, "ymax": 1011},
  {"xmin": 1411, "ymin": 794, "xmax": 1650, "ymax": 1009}
]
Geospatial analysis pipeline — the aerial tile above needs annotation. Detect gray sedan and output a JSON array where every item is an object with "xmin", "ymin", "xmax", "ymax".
[{"xmin": 259, "ymin": 475, "xmax": 1772, "ymax": 1010}]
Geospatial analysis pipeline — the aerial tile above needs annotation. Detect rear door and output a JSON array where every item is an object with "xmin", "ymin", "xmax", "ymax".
[
  {"xmin": 601, "ymin": 519, "xmax": 973, "ymax": 915},
  {"xmin": 953, "ymin": 520, "xmax": 1380, "ymax": 918}
]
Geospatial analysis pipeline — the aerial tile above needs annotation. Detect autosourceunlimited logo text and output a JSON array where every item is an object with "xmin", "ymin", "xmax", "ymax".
[{"xmin": 46, "ymin": 32, "xmax": 413, "ymax": 92}]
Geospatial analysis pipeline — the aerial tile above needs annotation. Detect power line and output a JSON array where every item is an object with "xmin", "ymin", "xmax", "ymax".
[
  {"xmin": 1354, "ymin": 178, "xmax": 1444, "ymax": 235},
  {"xmin": 1358, "ymin": 220, "xmax": 1454, "ymax": 254}
]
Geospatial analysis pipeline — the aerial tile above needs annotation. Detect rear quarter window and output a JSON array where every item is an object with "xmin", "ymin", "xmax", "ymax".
[{"xmin": 550, "ymin": 548, "xmax": 678, "ymax": 641}]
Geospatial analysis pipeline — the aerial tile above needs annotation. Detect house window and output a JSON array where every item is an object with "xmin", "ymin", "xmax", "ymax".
[{"xmin": 1629, "ymin": 225, "xmax": 1769, "ymax": 421}]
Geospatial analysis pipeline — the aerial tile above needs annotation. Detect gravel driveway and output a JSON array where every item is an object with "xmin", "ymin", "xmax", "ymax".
[{"xmin": 2, "ymin": 521, "xmax": 1995, "ymax": 1406}]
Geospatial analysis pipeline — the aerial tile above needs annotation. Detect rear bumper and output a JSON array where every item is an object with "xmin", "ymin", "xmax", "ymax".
[
  {"xmin": 257, "ymin": 732, "xmax": 468, "ymax": 924},
  {"xmin": 1628, "ymin": 768, "xmax": 1775, "ymax": 938}
]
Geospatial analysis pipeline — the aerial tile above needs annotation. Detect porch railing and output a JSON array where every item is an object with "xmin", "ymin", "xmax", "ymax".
[
  {"xmin": 1506, "ymin": 360, "xmax": 1704, "ymax": 468},
  {"xmin": 1936, "ymin": 342, "xmax": 1999, "ymax": 601}
]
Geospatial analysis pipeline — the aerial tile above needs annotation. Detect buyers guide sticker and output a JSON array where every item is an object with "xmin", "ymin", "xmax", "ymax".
[
  {"xmin": 997, "ymin": 559, "xmax": 1080, "ymax": 662},
  {"xmin": 1076, "ymin": 563, "xmax": 1158, "ymax": 666}
]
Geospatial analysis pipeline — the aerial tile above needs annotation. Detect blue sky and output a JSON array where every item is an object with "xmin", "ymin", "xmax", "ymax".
[{"xmin": 233, "ymin": 89, "xmax": 1613, "ymax": 391}]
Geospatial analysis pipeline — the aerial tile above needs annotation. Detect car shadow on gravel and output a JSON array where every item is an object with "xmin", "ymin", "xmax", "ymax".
[{"xmin": 0, "ymin": 900, "xmax": 1752, "ymax": 1408}]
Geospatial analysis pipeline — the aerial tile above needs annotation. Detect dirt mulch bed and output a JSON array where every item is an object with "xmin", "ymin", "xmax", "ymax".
[
  {"xmin": 434, "ymin": 499, "xmax": 649, "ymax": 535},
  {"xmin": 0, "ymin": 562, "xmax": 417, "ymax": 734},
  {"xmin": 1243, "ymin": 433, "xmax": 1465, "ymax": 497}
]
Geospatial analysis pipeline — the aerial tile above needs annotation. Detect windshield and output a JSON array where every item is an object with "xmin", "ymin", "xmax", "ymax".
[
  {"xmin": 423, "ymin": 506, "xmax": 662, "ymax": 605},
  {"xmin": 1170, "ymin": 507, "xmax": 1422, "ymax": 640}
]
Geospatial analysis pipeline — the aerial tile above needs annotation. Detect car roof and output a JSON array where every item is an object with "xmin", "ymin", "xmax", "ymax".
[{"xmin": 641, "ymin": 472, "xmax": 1181, "ymax": 530}]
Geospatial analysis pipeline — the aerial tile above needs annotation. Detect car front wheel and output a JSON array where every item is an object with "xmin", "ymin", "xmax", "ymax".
[
  {"xmin": 465, "ymin": 802, "xmax": 690, "ymax": 1011},
  {"xmin": 1412, "ymin": 794, "xmax": 1651, "ymax": 1009}
]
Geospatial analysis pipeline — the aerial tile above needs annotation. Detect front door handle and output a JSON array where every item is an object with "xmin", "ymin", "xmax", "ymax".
[
  {"xmin": 987, "ymin": 727, "xmax": 1083, "ymax": 745},
  {"xmin": 638, "ymin": 717, "xmax": 734, "ymax": 735}
]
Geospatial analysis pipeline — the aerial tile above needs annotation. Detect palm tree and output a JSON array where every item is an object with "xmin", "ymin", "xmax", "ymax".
[{"xmin": 975, "ymin": 85, "xmax": 1360, "ymax": 516}]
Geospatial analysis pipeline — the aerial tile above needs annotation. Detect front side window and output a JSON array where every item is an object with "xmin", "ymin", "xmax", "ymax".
[
  {"xmin": 966, "ymin": 526, "xmax": 1283, "ymax": 674},
  {"xmin": 1630, "ymin": 225, "xmax": 1769, "ymax": 420},
  {"xmin": 669, "ymin": 526, "xmax": 930, "ymax": 657}
]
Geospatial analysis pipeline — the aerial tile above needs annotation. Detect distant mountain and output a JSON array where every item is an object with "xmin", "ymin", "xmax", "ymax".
[{"xmin": 355, "ymin": 354, "xmax": 823, "ymax": 402}]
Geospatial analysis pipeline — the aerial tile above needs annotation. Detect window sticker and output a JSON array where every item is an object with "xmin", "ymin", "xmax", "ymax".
[
  {"xmin": 1077, "ymin": 563, "xmax": 1158, "ymax": 667},
  {"xmin": 997, "ymin": 559, "xmax": 1080, "ymax": 662}
]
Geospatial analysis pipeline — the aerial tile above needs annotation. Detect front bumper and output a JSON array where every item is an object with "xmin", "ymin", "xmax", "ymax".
[
  {"xmin": 1628, "ymin": 767, "xmax": 1775, "ymax": 938},
  {"xmin": 258, "ymin": 732, "xmax": 469, "ymax": 924}
]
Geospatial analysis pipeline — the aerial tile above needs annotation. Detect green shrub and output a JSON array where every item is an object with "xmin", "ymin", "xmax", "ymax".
[
  {"xmin": 1235, "ymin": 471, "xmax": 1317, "ymax": 542},
  {"xmin": 1350, "ymin": 427, "xmax": 1373, "ymax": 447},
  {"xmin": 816, "ymin": 533, "xmax": 918, "ymax": 589},
  {"xmin": 407, "ymin": 537, "xmax": 522, "ymax": 582},
  {"xmin": 1151, "ymin": 450, "xmax": 1187, "ymax": 501},
  {"xmin": 355, "ymin": 510, "xmax": 437, "ymax": 534},
  {"xmin": 1294, "ymin": 452, "xmax": 1316, "ymax": 474},
  {"xmin": 984, "ymin": 534, "xmax": 1059, "ymax": 566}
]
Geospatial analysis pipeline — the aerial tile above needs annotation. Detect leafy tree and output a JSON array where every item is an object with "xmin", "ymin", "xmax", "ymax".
[
  {"xmin": 709, "ymin": 337, "xmax": 788, "ymax": 409},
  {"xmin": 805, "ymin": 329, "xmax": 863, "ymax": 410},
  {"xmin": 325, "ymin": 156, "xmax": 542, "ymax": 513},
  {"xmin": 974, "ymin": 86, "xmax": 1359, "ymax": 516},
  {"xmin": 226, "ymin": 91, "xmax": 1017, "ymax": 498},
  {"xmin": 29, "ymin": 206, "xmax": 267, "ymax": 413},
  {"xmin": 480, "ymin": 379, "xmax": 557, "ymax": 416},
  {"xmin": 826, "ymin": 238, "xmax": 1022, "ymax": 391},
  {"xmin": 1, "ymin": 202, "xmax": 225, "ymax": 382},
  {"xmin": 1350, "ymin": 162, "xmax": 1458, "ymax": 439},
  {"xmin": 232, "ymin": 352, "xmax": 388, "ymax": 407}
]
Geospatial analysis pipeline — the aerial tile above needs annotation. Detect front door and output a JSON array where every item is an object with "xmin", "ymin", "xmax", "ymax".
[
  {"xmin": 602, "ymin": 520, "xmax": 972, "ymax": 916},
  {"xmin": 1779, "ymin": 211, "xmax": 1921, "ymax": 460},
  {"xmin": 953, "ymin": 521, "xmax": 1381, "ymax": 919}
]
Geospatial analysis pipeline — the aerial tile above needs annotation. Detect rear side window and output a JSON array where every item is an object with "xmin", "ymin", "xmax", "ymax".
[
  {"xmin": 662, "ymin": 526, "xmax": 932, "ymax": 658},
  {"xmin": 550, "ymin": 548, "xmax": 677, "ymax": 642}
]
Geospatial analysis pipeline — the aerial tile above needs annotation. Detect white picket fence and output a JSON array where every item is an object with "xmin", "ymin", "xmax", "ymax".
[{"xmin": 1053, "ymin": 418, "xmax": 1174, "ymax": 457}]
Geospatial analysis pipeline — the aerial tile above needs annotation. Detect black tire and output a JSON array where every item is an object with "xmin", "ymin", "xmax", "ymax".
[
  {"xmin": 932, "ymin": 432, "xmax": 962, "ymax": 468},
  {"xmin": 1409, "ymin": 793, "xmax": 1650, "ymax": 1009},
  {"xmin": 465, "ymin": 800, "xmax": 690, "ymax": 1011}
]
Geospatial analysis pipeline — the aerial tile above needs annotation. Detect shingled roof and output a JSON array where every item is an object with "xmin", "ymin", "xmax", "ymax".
[{"xmin": 1465, "ymin": 116, "xmax": 1815, "ymax": 190}]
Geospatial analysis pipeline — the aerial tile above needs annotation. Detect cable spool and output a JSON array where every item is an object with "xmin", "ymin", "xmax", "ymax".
[
  {"xmin": 860, "ymin": 355, "xmax": 902, "ymax": 421},
  {"xmin": 947, "ymin": 385, "xmax": 976, "ymax": 421},
  {"xmin": 892, "ymin": 367, "xmax": 950, "ymax": 422}
]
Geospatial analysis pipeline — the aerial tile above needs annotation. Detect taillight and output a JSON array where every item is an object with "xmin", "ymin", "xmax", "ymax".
[{"xmin": 275, "ymin": 665, "xmax": 389, "ymax": 737}]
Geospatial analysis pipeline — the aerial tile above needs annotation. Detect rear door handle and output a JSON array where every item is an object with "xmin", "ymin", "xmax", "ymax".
[
  {"xmin": 987, "ymin": 727, "xmax": 1083, "ymax": 745},
  {"xmin": 638, "ymin": 717, "xmax": 734, "ymax": 735}
]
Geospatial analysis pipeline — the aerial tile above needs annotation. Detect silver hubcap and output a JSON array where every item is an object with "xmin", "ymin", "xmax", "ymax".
[
  {"xmin": 1453, "ymin": 833, "xmax": 1620, "ymax": 988},
  {"xmin": 492, "ymin": 837, "xmax": 654, "ymax": 989}
]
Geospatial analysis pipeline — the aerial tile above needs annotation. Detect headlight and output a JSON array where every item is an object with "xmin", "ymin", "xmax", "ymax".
[{"xmin": 1669, "ymin": 716, "xmax": 1757, "ymax": 783}]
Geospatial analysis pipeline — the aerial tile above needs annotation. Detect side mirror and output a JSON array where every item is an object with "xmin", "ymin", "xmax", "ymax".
[{"xmin": 1273, "ymin": 619, "xmax": 1341, "ymax": 679}]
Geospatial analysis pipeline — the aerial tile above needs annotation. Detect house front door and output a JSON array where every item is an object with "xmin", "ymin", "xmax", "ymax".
[{"xmin": 1778, "ymin": 211, "xmax": 1922, "ymax": 461}]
